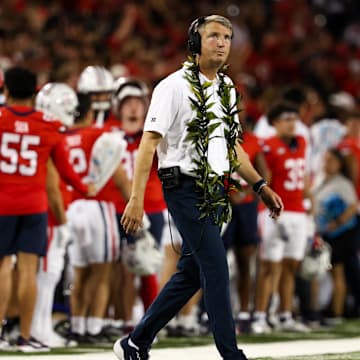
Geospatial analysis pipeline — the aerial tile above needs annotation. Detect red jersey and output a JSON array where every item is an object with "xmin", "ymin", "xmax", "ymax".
[
  {"xmin": 237, "ymin": 132, "xmax": 262, "ymax": 203},
  {"xmin": 0, "ymin": 106, "xmax": 87, "ymax": 215},
  {"xmin": 338, "ymin": 135, "xmax": 360, "ymax": 199},
  {"xmin": 262, "ymin": 135, "xmax": 306, "ymax": 212},
  {"xmin": 62, "ymin": 125, "xmax": 105, "ymax": 201},
  {"xmin": 114, "ymin": 131, "xmax": 166, "ymax": 214}
]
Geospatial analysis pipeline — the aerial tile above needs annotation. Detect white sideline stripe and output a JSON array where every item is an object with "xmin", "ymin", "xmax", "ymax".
[{"xmin": 5, "ymin": 337, "xmax": 360, "ymax": 359}]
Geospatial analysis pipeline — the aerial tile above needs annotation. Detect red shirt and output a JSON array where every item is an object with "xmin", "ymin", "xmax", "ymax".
[
  {"xmin": 0, "ymin": 106, "xmax": 87, "ymax": 215},
  {"xmin": 338, "ymin": 135, "xmax": 360, "ymax": 199},
  {"xmin": 62, "ymin": 125, "xmax": 105, "ymax": 201},
  {"xmin": 114, "ymin": 131, "xmax": 166, "ymax": 214},
  {"xmin": 262, "ymin": 135, "xmax": 306, "ymax": 212},
  {"xmin": 232, "ymin": 132, "xmax": 262, "ymax": 203}
]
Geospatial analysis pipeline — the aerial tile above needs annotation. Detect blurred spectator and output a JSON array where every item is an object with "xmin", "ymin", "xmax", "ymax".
[
  {"xmin": 0, "ymin": 0, "xmax": 358, "ymax": 109},
  {"xmin": 312, "ymin": 148, "xmax": 358, "ymax": 322}
]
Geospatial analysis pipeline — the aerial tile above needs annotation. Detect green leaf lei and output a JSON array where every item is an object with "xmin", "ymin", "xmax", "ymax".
[{"xmin": 184, "ymin": 57, "xmax": 242, "ymax": 225}]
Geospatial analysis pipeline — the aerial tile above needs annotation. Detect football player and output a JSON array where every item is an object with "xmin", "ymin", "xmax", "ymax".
[
  {"xmin": 77, "ymin": 66, "xmax": 114, "ymax": 127},
  {"xmin": 0, "ymin": 68, "xmax": 94, "ymax": 352},
  {"xmin": 64, "ymin": 92, "xmax": 130, "ymax": 343},
  {"xmin": 110, "ymin": 78, "xmax": 166, "ymax": 333},
  {"xmin": 252, "ymin": 103, "xmax": 311, "ymax": 334},
  {"xmin": 222, "ymin": 114, "xmax": 269, "ymax": 334},
  {"xmin": 30, "ymin": 83, "xmax": 80, "ymax": 348}
]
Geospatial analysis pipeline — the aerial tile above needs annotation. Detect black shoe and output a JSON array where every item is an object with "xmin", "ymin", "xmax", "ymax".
[
  {"xmin": 16, "ymin": 336, "xmax": 50, "ymax": 353},
  {"xmin": 113, "ymin": 335, "xmax": 149, "ymax": 360},
  {"xmin": 237, "ymin": 319, "xmax": 251, "ymax": 334},
  {"xmin": 67, "ymin": 332, "xmax": 97, "ymax": 345},
  {"xmin": 165, "ymin": 324, "xmax": 180, "ymax": 337},
  {"xmin": 101, "ymin": 325, "xmax": 123, "ymax": 341},
  {"xmin": 54, "ymin": 319, "xmax": 70, "ymax": 338},
  {"xmin": 176, "ymin": 325, "xmax": 200, "ymax": 337},
  {"xmin": 86, "ymin": 331, "xmax": 112, "ymax": 345}
]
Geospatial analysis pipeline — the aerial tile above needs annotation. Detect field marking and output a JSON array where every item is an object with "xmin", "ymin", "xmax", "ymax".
[{"xmin": 4, "ymin": 337, "xmax": 360, "ymax": 359}]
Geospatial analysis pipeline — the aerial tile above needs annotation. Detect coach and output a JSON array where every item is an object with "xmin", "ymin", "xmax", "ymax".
[{"xmin": 116, "ymin": 15, "xmax": 283, "ymax": 360}]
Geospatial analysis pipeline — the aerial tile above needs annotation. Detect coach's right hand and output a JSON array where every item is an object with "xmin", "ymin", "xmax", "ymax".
[{"xmin": 121, "ymin": 197, "xmax": 144, "ymax": 234}]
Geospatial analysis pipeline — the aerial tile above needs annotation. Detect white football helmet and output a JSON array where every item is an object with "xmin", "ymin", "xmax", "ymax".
[
  {"xmin": 122, "ymin": 229, "xmax": 163, "ymax": 276},
  {"xmin": 77, "ymin": 66, "xmax": 114, "ymax": 126},
  {"xmin": 36, "ymin": 83, "xmax": 78, "ymax": 126},
  {"xmin": 77, "ymin": 66, "xmax": 113, "ymax": 109},
  {"xmin": 112, "ymin": 77, "xmax": 149, "ymax": 117},
  {"xmin": 299, "ymin": 238, "xmax": 332, "ymax": 280}
]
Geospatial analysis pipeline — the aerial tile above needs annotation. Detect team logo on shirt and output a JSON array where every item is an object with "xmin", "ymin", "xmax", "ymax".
[
  {"xmin": 14, "ymin": 121, "xmax": 29, "ymax": 133},
  {"xmin": 151, "ymin": 117, "xmax": 156, "ymax": 122},
  {"xmin": 277, "ymin": 147, "xmax": 286, "ymax": 155}
]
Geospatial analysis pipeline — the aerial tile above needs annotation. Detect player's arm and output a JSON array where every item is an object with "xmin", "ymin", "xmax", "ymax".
[
  {"xmin": 327, "ymin": 202, "xmax": 358, "ymax": 232},
  {"xmin": 235, "ymin": 141, "xmax": 283, "ymax": 218},
  {"xmin": 121, "ymin": 131, "xmax": 162, "ymax": 233},
  {"xmin": 112, "ymin": 164, "xmax": 132, "ymax": 202},
  {"xmin": 46, "ymin": 159, "xmax": 66, "ymax": 225},
  {"xmin": 52, "ymin": 141, "xmax": 96, "ymax": 196},
  {"xmin": 303, "ymin": 174, "xmax": 314, "ymax": 213}
]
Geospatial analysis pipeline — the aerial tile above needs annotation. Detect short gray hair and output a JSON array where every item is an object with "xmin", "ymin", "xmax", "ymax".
[{"xmin": 198, "ymin": 15, "xmax": 233, "ymax": 37}]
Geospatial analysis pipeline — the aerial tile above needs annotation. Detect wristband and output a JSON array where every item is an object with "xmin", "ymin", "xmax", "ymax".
[{"xmin": 253, "ymin": 179, "xmax": 267, "ymax": 194}]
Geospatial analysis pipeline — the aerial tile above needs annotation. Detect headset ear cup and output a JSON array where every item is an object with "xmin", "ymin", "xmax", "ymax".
[
  {"xmin": 194, "ymin": 32, "xmax": 201, "ymax": 54},
  {"xmin": 188, "ymin": 16, "xmax": 206, "ymax": 55},
  {"xmin": 188, "ymin": 31, "xmax": 201, "ymax": 55}
]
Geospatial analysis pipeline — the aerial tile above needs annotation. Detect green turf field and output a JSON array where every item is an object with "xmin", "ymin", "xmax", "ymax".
[
  {"xmin": 254, "ymin": 353, "xmax": 360, "ymax": 360},
  {"xmin": 0, "ymin": 319, "xmax": 359, "ymax": 356}
]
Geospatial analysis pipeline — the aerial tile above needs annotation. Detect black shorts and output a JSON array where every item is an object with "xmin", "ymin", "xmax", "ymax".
[
  {"xmin": 324, "ymin": 226, "xmax": 358, "ymax": 265},
  {"xmin": 222, "ymin": 200, "xmax": 260, "ymax": 250},
  {"xmin": 0, "ymin": 212, "xmax": 48, "ymax": 257}
]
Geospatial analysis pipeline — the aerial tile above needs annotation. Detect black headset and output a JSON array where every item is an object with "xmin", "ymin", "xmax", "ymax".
[{"xmin": 187, "ymin": 16, "xmax": 207, "ymax": 55}]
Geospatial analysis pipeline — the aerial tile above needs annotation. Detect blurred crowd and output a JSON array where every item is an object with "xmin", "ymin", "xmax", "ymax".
[
  {"xmin": 0, "ymin": 0, "xmax": 359, "ymax": 352},
  {"xmin": 0, "ymin": 0, "xmax": 359, "ymax": 101}
]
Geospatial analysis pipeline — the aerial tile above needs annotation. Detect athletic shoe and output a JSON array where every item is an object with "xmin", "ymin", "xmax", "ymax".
[
  {"xmin": 176, "ymin": 325, "xmax": 200, "ymax": 337},
  {"xmin": 54, "ymin": 319, "xmax": 71, "ymax": 338},
  {"xmin": 277, "ymin": 318, "xmax": 311, "ymax": 333},
  {"xmin": 86, "ymin": 331, "xmax": 112, "ymax": 345},
  {"xmin": 321, "ymin": 317, "xmax": 344, "ymax": 327},
  {"xmin": 165, "ymin": 323, "xmax": 179, "ymax": 337},
  {"xmin": 250, "ymin": 319, "xmax": 272, "ymax": 334},
  {"xmin": 67, "ymin": 332, "xmax": 97, "ymax": 345},
  {"xmin": 199, "ymin": 313, "xmax": 211, "ymax": 336},
  {"xmin": 113, "ymin": 336, "xmax": 149, "ymax": 360},
  {"xmin": 0, "ymin": 336, "xmax": 12, "ymax": 351},
  {"xmin": 267, "ymin": 313, "xmax": 280, "ymax": 330},
  {"xmin": 16, "ymin": 336, "xmax": 50, "ymax": 352},
  {"xmin": 237, "ymin": 319, "xmax": 251, "ymax": 334},
  {"xmin": 102, "ymin": 325, "xmax": 123, "ymax": 339},
  {"xmin": 46, "ymin": 332, "xmax": 78, "ymax": 348}
]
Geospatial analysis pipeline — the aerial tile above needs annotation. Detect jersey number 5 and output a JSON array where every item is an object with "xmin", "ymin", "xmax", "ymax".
[{"xmin": 0, "ymin": 132, "xmax": 40, "ymax": 176}]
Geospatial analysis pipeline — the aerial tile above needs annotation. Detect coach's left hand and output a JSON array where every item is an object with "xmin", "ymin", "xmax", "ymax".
[{"xmin": 259, "ymin": 186, "xmax": 284, "ymax": 219}]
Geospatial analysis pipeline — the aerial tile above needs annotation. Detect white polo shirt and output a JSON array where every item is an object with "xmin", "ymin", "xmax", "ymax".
[{"xmin": 144, "ymin": 63, "xmax": 239, "ymax": 176}]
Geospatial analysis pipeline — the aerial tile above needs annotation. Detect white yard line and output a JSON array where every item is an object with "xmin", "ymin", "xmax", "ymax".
[{"xmin": 5, "ymin": 337, "xmax": 360, "ymax": 359}]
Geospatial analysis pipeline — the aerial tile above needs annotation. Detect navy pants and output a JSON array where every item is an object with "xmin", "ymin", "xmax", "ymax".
[{"xmin": 131, "ymin": 177, "xmax": 244, "ymax": 359}]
